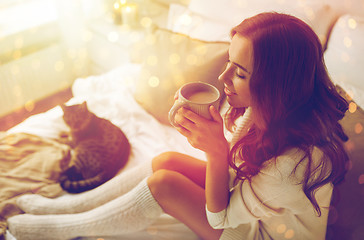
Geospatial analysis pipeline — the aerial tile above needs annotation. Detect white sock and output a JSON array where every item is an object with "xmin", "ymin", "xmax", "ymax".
[
  {"xmin": 17, "ymin": 162, "xmax": 153, "ymax": 214},
  {"xmin": 8, "ymin": 178, "xmax": 163, "ymax": 240}
]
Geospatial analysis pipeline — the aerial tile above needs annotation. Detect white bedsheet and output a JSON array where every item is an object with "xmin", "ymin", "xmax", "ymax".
[{"xmin": 6, "ymin": 64, "xmax": 204, "ymax": 240}]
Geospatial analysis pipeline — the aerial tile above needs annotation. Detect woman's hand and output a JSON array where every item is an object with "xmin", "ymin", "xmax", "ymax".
[
  {"xmin": 174, "ymin": 106, "xmax": 229, "ymax": 157},
  {"xmin": 174, "ymin": 106, "xmax": 230, "ymax": 212}
]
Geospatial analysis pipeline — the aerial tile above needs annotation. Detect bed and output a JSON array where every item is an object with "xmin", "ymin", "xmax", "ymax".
[{"xmin": 2, "ymin": 0, "xmax": 364, "ymax": 239}]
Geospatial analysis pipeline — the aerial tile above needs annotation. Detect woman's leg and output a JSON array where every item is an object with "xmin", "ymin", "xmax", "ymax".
[
  {"xmin": 17, "ymin": 151, "xmax": 204, "ymax": 215},
  {"xmin": 148, "ymin": 169, "xmax": 223, "ymax": 240},
  {"xmin": 8, "ymin": 177, "xmax": 163, "ymax": 240},
  {"xmin": 152, "ymin": 151, "xmax": 207, "ymax": 188},
  {"xmin": 17, "ymin": 151, "xmax": 203, "ymax": 215},
  {"xmin": 8, "ymin": 152, "xmax": 222, "ymax": 240},
  {"xmin": 17, "ymin": 160, "xmax": 154, "ymax": 214}
]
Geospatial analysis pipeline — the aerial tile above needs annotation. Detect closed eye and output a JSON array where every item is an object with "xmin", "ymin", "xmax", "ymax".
[
  {"xmin": 236, "ymin": 72, "xmax": 246, "ymax": 79},
  {"xmin": 227, "ymin": 60, "xmax": 251, "ymax": 75}
]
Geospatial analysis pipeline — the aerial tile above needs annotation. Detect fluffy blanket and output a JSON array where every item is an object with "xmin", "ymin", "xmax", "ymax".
[{"xmin": 0, "ymin": 132, "xmax": 70, "ymax": 238}]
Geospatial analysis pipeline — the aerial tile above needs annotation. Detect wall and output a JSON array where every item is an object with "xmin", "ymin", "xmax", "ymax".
[{"xmin": 0, "ymin": 42, "xmax": 75, "ymax": 117}]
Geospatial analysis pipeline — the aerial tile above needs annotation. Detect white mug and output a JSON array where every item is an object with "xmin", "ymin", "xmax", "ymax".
[{"xmin": 168, "ymin": 82, "xmax": 221, "ymax": 127}]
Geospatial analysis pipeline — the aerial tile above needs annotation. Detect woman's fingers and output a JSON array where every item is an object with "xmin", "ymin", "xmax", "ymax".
[
  {"xmin": 178, "ymin": 107, "xmax": 202, "ymax": 124},
  {"xmin": 174, "ymin": 108, "xmax": 196, "ymax": 138},
  {"xmin": 209, "ymin": 106, "xmax": 223, "ymax": 123}
]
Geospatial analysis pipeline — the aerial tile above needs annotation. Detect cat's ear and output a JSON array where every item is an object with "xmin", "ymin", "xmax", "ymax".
[
  {"xmin": 60, "ymin": 103, "xmax": 66, "ymax": 111},
  {"xmin": 82, "ymin": 101, "xmax": 88, "ymax": 109}
]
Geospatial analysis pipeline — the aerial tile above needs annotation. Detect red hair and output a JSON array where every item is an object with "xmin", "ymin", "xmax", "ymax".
[{"xmin": 226, "ymin": 12, "xmax": 349, "ymax": 216}]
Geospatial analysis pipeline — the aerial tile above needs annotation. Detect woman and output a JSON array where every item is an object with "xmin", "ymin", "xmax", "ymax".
[{"xmin": 8, "ymin": 12, "xmax": 348, "ymax": 240}]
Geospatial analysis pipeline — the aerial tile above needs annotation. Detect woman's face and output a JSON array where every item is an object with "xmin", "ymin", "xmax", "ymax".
[{"xmin": 218, "ymin": 34, "xmax": 254, "ymax": 108}]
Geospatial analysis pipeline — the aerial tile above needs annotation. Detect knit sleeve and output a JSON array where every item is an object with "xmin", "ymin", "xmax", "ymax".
[
  {"xmin": 206, "ymin": 148, "xmax": 318, "ymax": 230},
  {"xmin": 205, "ymin": 179, "xmax": 261, "ymax": 229}
]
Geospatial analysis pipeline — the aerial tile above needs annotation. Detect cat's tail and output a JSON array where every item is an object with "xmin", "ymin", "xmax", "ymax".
[{"xmin": 59, "ymin": 167, "xmax": 106, "ymax": 193}]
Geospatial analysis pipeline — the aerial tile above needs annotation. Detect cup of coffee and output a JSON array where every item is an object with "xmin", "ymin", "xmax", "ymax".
[{"xmin": 168, "ymin": 82, "xmax": 221, "ymax": 127}]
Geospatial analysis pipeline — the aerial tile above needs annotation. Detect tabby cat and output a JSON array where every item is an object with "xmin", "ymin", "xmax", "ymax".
[{"xmin": 59, "ymin": 101, "xmax": 130, "ymax": 193}]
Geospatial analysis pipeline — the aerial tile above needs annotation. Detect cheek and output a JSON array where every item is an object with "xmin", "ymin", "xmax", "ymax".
[
  {"xmin": 236, "ymin": 82, "xmax": 252, "ymax": 102},
  {"xmin": 238, "ymin": 92, "xmax": 252, "ymax": 107}
]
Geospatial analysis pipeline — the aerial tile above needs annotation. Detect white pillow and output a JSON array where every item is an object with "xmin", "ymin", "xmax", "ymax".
[
  {"xmin": 324, "ymin": 14, "xmax": 364, "ymax": 110},
  {"xmin": 187, "ymin": 0, "xmax": 339, "ymax": 47},
  {"xmin": 155, "ymin": 0, "xmax": 190, "ymax": 6},
  {"xmin": 132, "ymin": 28, "xmax": 229, "ymax": 125},
  {"xmin": 167, "ymin": 4, "xmax": 232, "ymax": 42}
]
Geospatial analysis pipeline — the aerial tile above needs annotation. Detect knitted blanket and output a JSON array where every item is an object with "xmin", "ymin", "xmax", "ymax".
[{"xmin": 0, "ymin": 132, "xmax": 70, "ymax": 239}]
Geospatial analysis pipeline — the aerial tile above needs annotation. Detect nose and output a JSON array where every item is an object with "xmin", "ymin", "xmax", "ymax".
[{"xmin": 218, "ymin": 62, "xmax": 234, "ymax": 84}]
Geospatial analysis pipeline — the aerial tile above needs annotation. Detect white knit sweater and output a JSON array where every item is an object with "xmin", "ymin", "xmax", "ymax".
[{"xmin": 206, "ymin": 108, "xmax": 332, "ymax": 240}]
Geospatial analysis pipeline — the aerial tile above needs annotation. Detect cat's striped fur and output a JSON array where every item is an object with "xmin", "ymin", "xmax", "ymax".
[{"xmin": 59, "ymin": 102, "xmax": 130, "ymax": 193}]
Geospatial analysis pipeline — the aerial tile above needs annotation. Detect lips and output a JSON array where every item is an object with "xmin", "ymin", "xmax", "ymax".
[{"xmin": 224, "ymin": 86, "xmax": 236, "ymax": 96}]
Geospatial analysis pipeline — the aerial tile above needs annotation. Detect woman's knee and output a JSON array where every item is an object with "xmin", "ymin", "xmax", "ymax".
[
  {"xmin": 152, "ymin": 152, "xmax": 181, "ymax": 172},
  {"xmin": 147, "ymin": 169, "xmax": 180, "ymax": 200}
]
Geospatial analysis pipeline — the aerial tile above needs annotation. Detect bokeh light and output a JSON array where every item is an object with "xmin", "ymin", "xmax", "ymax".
[
  {"xmin": 54, "ymin": 61, "xmax": 65, "ymax": 72},
  {"xmin": 140, "ymin": 17, "xmax": 152, "ymax": 28},
  {"xmin": 277, "ymin": 224, "xmax": 287, "ymax": 233},
  {"xmin": 169, "ymin": 53, "xmax": 180, "ymax": 64},
  {"xmin": 343, "ymin": 37, "xmax": 352, "ymax": 48},
  {"xmin": 348, "ymin": 18, "xmax": 357, "ymax": 29},
  {"xmin": 12, "ymin": 50, "xmax": 22, "ymax": 60},
  {"xmin": 148, "ymin": 76, "xmax": 160, "ymax": 88},
  {"xmin": 284, "ymin": 229, "xmax": 295, "ymax": 239},
  {"xmin": 24, "ymin": 100, "xmax": 35, "ymax": 112},
  {"xmin": 344, "ymin": 139, "xmax": 355, "ymax": 153},
  {"xmin": 354, "ymin": 123, "xmax": 363, "ymax": 134},
  {"xmin": 146, "ymin": 55, "xmax": 158, "ymax": 66},
  {"xmin": 358, "ymin": 174, "xmax": 364, "ymax": 185},
  {"xmin": 348, "ymin": 102, "xmax": 357, "ymax": 113}
]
